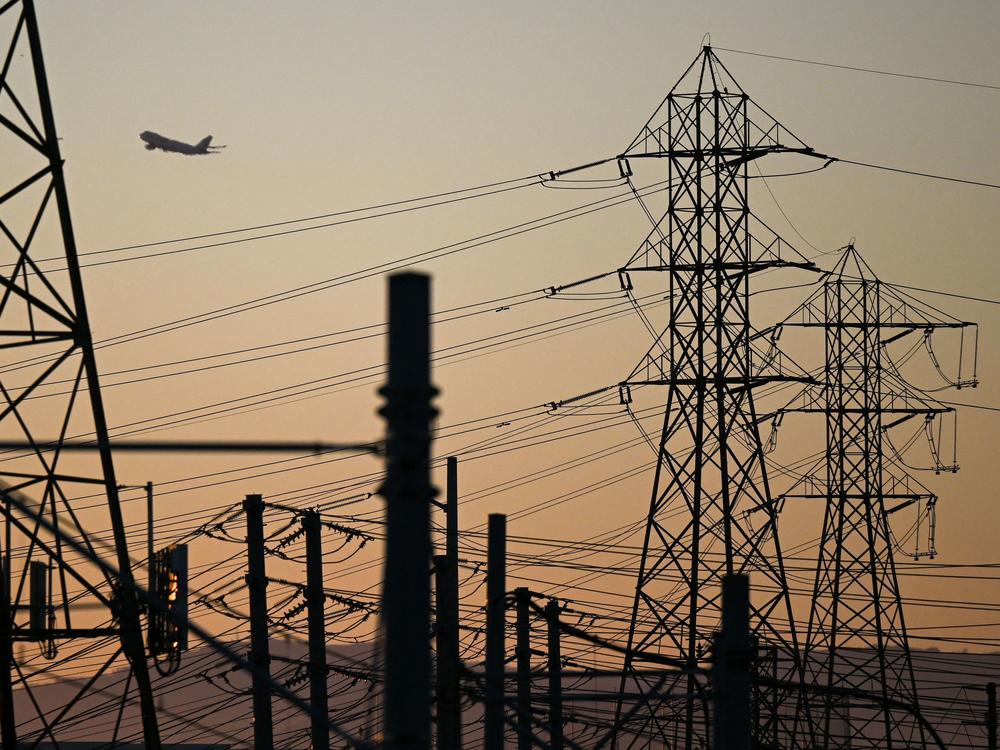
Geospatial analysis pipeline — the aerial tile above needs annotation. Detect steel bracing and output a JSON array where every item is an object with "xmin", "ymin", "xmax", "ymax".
[
  {"xmin": 0, "ymin": 1, "xmax": 159, "ymax": 746},
  {"xmin": 612, "ymin": 46, "xmax": 820, "ymax": 749},
  {"xmin": 778, "ymin": 245, "xmax": 977, "ymax": 750}
]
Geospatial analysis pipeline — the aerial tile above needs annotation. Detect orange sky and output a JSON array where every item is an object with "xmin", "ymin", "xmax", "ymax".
[{"xmin": 2, "ymin": 1, "xmax": 999, "ymax": 697}]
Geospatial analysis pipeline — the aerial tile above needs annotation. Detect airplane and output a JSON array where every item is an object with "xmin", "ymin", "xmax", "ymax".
[{"xmin": 139, "ymin": 131, "xmax": 226, "ymax": 155}]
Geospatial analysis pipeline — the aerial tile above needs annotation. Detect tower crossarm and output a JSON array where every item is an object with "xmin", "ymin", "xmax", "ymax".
[{"xmin": 622, "ymin": 145, "xmax": 830, "ymax": 162}]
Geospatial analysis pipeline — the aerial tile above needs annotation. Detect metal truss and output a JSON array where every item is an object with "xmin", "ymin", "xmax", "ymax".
[
  {"xmin": 778, "ymin": 245, "xmax": 977, "ymax": 749},
  {"xmin": 612, "ymin": 46, "xmax": 822, "ymax": 750},
  {"xmin": 0, "ymin": 1, "xmax": 159, "ymax": 746}
]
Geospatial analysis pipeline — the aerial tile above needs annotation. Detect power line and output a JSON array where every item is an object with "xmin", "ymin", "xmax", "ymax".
[
  {"xmin": 890, "ymin": 283, "xmax": 1000, "ymax": 306},
  {"xmin": 714, "ymin": 46, "xmax": 1000, "ymax": 92},
  {"xmin": 18, "ymin": 173, "xmax": 544, "ymax": 268},
  {"xmin": 834, "ymin": 157, "xmax": 1000, "ymax": 190},
  {"xmin": 3, "ymin": 174, "xmax": 674, "ymax": 377},
  {"xmin": 940, "ymin": 400, "xmax": 1000, "ymax": 414}
]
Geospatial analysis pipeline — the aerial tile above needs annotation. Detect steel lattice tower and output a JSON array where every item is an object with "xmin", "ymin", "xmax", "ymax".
[
  {"xmin": 612, "ymin": 46, "xmax": 821, "ymax": 749},
  {"xmin": 780, "ymin": 246, "xmax": 976, "ymax": 750},
  {"xmin": 0, "ymin": 1, "xmax": 159, "ymax": 746}
]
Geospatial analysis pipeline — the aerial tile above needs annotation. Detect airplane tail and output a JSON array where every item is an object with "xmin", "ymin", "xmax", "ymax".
[{"xmin": 195, "ymin": 135, "xmax": 213, "ymax": 152}]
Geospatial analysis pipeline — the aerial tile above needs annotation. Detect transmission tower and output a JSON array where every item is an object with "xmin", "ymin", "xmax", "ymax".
[
  {"xmin": 0, "ymin": 2, "xmax": 159, "ymax": 746},
  {"xmin": 778, "ymin": 245, "xmax": 977, "ymax": 749},
  {"xmin": 611, "ymin": 46, "xmax": 822, "ymax": 748}
]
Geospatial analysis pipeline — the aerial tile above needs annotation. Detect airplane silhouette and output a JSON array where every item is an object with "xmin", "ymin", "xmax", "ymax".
[{"xmin": 139, "ymin": 131, "xmax": 225, "ymax": 155}]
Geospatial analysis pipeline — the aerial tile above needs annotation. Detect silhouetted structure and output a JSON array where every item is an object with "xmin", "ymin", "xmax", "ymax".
[
  {"xmin": 0, "ymin": 1, "xmax": 159, "ymax": 746},
  {"xmin": 780, "ymin": 245, "xmax": 977, "ymax": 749},
  {"xmin": 613, "ymin": 45, "xmax": 818, "ymax": 748}
]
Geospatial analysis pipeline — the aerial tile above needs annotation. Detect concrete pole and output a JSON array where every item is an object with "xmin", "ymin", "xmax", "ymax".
[
  {"xmin": 988, "ymin": 681, "xmax": 997, "ymax": 750},
  {"xmin": 146, "ymin": 481, "xmax": 154, "ymax": 595},
  {"xmin": 713, "ymin": 574, "xmax": 751, "ymax": 750},
  {"xmin": 515, "ymin": 587, "xmax": 532, "ymax": 750},
  {"xmin": 244, "ymin": 493, "xmax": 273, "ymax": 750},
  {"xmin": 485, "ymin": 514, "xmax": 507, "ymax": 750},
  {"xmin": 435, "ymin": 554, "xmax": 461, "ymax": 750},
  {"xmin": 0, "ymin": 543, "xmax": 16, "ymax": 749},
  {"xmin": 446, "ymin": 457, "xmax": 459, "ymax": 568},
  {"xmin": 546, "ymin": 600, "xmax": 563, "ymax": 750},
  {"xmin": 382, "ymin": 272, "xmax": 434, "ymax": 750},
  {"xmin": 303, "ymin": 510, "xmax": 329, "ymax": 750}
]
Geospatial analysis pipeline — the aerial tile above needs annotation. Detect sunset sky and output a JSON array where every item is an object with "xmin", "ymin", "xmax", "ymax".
[{"xmin": 6, "ymin": 0, "xmax": 1000, "ymax": 675}]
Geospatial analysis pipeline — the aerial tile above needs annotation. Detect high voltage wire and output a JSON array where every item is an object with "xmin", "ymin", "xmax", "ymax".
[
  {"xmin": 835, "ymin": 157, "xmax": 1000, "ymax": 190},
  {"xmin": 5, "ymin": 394, "xmax": 658, "ymax": 563},
  {"xmin": 2, "ymin": 174, "xmax": 674, "ymax": 379},
  {"xmin": 714, "ymin": 46, "xmax": 1000, "ymax": 92},
  {"xmin": 17, "ymin": 172, "xmax": 544, "ymax": 269},
  {"xmin": 19, "ymin": 360, "xmax": 944, "ymax": 600},
  {"xmin": 6, "ymin": 178, "xmax": 993, "ymax": 415},
  {"xmin": 20, "ymin": 290, "xmax": 654, "ymax": 399},
  {"xmin": 2, "ymin": 287, "xmax": 547, "ymax": 381},
  {"xmin": 6, "ymin": 294, "xmax": 662, "ymax": 466},
  {"xmin": 60, "ymin": 390, "xmax": 788, "ymax": 604}
]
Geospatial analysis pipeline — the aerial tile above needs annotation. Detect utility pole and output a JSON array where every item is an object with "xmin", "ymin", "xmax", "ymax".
[
  {"xmin": 435, "ymin": 456, "xmax": 461, "ymax": 750},
  {"xmin": 303, "ymin": 510, "xmax": 329, "ymax": 750},
  {"xmin": 146, "ymin": 481, "xmax": 155, "ymax": 595},
  {"xmin": 434, "ymin": 554, "xmax": 460, "ymax": 750},
  {"xmin": 514, "ymin": 587, "xmax": 531, "ymax": 750},
  {"xmin": 485, "ymin": 513, "xmax": 507, "ymax": 750},
  {"xmin": 0, "ymin": 544, "xmax": 15, "ymax": 749},
  {"xmin": 988, "ymin": 682, "xmax": 997, "ymax": 750},
  {"xmin": 244, "ymin": 494, "xmax": 273, "ymax": 750},
  {"xmin": 545, "ymin": 600, "xmax": 563, "ymax": 750},
  {"xmin": 446, "ymin": 456, "xmax": 459, "ymax": 568},
  {"xmin": 381, "ymin": 272, "xmax": 435, "ymax": 750},
  {"xmin": 713, "ymin": 575, "xmax": 751, "ymax": 750}
]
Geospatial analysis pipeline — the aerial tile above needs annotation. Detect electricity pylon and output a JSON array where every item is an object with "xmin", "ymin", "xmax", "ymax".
[
  {"xmin": 0, "ymin": 2, "xmax": 159, "ymax": 746},
  {"xmin": 778, "ymin": 245, "xmax": 977, "ymax": 749},
  {"xmin": 612, "ymin": 46, "xmax": 822, "ymax": 749}
]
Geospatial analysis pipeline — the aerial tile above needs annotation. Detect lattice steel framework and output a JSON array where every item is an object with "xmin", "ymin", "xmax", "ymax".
[
  {"xmin": 0, "ymin": 1, "xmax": 159, "ymax": 746},
  {"xmin": 612, "ymin": 46, "xmax": 821, "ymax": 749},
  {"xmin": 779, "ymin": 246, "xmax": 976, "ymax": 750}
]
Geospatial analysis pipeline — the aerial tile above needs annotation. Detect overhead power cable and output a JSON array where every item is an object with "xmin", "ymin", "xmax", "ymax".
[
  {"xmin": 939, "ymin": 400, "xmax": 1000, "ymax": 414},
  {"xmin": 889, "ymin": 283, "xmax": 1000, "ymax": 307},
  {"xmin": 714, "ymin": 46, "xmax": 1000, "ymax": 91},
  {"xmin": 834, "ymin": 158, "xmax": 1000, "ymax": 190},
  {"xmin": 19, "ymin": 172, "xmax": 544, "ymax": 269},
  {"xmin": 3, "ymin": 174, "xmax": 674, "ymax": 377}
]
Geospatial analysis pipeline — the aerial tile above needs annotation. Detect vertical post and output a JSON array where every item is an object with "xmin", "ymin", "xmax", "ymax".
[
  {"xmin": 0, "ymin": 543, "xmax": 16, "ymax": 749},
  {"xmin": 485, "ymin": 514, "xmax": 507, "ymax": 750},
  {"xmin": 382, "ymin": 272, "xmax": 435, "ymax": 750},
  {"xmin": 434, "ymin": 554, "xmax": 460, "ymax": 750},
  {"xmin": 768, "ymin": 645, "xmax": 778, "ymax": 746},
  {"xmin": 515, "ymin": 587, "xmax": 531, "ymax": 750},
  {"xmin": 437, "ymin": 455, "xmax": 461, "ymax": 750},
  {"xmin": 545, "ymin": 600, "xmax": 563, "ymax": 750},
  {"xmin": 146, "ymin": 481, "xmax": 154, "ymax": 595},
  {"xmin": 244, "ymin": 493, "xmax": 273, "ymax": 750},
  {"xmin": 446, "ymin": 457, "xmax": 459, "ymax": 568},
  {"xmin": 303, "ymin": 510, "xmax": 329, "ymax": 750},
  {"xmin": 146, "ymin": 481, "xmax": 156, "ymax": 656},
  {"xmin": 713, "ymin": 574, "xmax": 751, "ymax": 750},
  {"xmin": 988, "ymin": 681, "xmax": 997, "ymax": 750}
]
